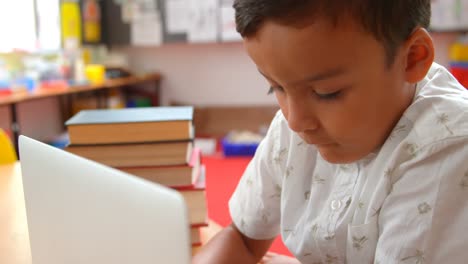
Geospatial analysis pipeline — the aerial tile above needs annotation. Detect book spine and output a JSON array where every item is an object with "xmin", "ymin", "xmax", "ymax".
[{"xmin": 190, "ymin": 222, "xmax": 209, "ymax": 228}]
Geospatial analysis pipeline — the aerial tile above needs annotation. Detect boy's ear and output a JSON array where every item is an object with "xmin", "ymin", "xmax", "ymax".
[{"xmin": 402, "ymin": 28, "xmax": 435, "ymax": 83}]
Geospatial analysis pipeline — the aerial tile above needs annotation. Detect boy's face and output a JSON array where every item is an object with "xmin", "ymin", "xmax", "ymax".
[{"xmin": 244, "ymin": 19, "xmax": 416, "ymax": 164}]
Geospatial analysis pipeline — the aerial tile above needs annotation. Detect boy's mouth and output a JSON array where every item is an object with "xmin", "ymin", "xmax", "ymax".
[{"xmin": 300, "ymin": 134, "xmax": 334, "ymax": 146}]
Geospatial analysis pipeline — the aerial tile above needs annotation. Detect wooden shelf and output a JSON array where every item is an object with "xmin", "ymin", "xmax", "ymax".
[{"xmin": 0, "ymin": 73, "xmax": 162, "ymax": 107}]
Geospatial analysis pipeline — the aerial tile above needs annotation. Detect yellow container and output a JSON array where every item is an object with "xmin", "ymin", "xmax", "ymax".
[
  {"xmin": 0, "ymin": 129, "xmax": 17, "ymax": 164},
  {"xmin": 85, "ymin": 64, "xmax": 106, "ymax": 84},
  {"xmin": 450, "ymin": 43, "xmax": 468, "ymax": 62}
]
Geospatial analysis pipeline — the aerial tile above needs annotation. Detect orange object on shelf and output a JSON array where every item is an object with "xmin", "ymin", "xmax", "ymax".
[
  {"xmin": 0, "ymin": 89, "xmax": 12, "ymax": 96},
  {"xmin": 39, "ymin": 80, "xmax": 70, "ymax": 90}
]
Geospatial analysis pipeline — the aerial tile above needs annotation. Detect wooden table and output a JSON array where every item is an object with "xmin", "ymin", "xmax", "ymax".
[
  {"xmin": 0, "ymin": 163, "xmax": 220, "ymax": 263},
  {"xmin": 0, "ymin": 163, "xmax": 30, "ymax": 264},
  {"xmin": 0, "ymin": 73, "xmax": 162, "ymax": 154}
]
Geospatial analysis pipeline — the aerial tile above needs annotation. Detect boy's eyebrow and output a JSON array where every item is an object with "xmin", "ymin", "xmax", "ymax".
[
  {"xmin": 258, "ymin": 67, "xmax": 347, "ymax": 85},
  {"xmin": 301, "ymin": 67, "xmax": 347, "ymax": 83}
]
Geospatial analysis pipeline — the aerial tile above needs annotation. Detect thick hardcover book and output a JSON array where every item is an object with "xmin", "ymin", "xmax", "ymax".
[
  {"xmin": 179, "ymin": 165, "xmax": 208, "ymax": 226},
  {"xmin": 65, "ymin": 106, "xmax": 194, "ymax": 144},
  {"xmin": 190, "ymin": 227, "xmax": 202, "ymax": 246},
  {"xmin": 118, "ymin": 148, "xmax": 202, "ymax": 188},
  {"xmin": 65, "ymin": 140, "xmax": 193, "ymax": 167}
]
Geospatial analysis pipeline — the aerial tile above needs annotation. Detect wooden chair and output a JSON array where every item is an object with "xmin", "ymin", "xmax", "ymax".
[{"xmin": 0, "ymin": 129, "xmax": 17, "ymax": 164}]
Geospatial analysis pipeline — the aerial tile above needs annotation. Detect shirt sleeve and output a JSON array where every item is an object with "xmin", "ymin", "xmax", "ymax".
[
  {"xmin": 228, "ymin": 111, "xmax": 287, "ymax": 240},
  {"xmin": 375, "ymin": 137, "xmax": 468, "ymax": 263}
]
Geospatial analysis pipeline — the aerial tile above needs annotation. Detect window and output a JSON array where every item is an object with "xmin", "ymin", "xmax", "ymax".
[
  {"xmin": 0, "ymin": 0, "xmax": 61, "ymax": 52},
  {"xmin": 0, "ymin": 0, "xmax": 37, "ymax": 52}
]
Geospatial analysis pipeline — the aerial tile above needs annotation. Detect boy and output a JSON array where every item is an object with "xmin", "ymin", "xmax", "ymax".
[{"xmin": 193, "ymin": 0, "xmax": 468, "ymax": 263}]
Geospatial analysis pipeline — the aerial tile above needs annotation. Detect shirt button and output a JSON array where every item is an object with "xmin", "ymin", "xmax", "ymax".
[{"xmin": 331, "ymin": 199, "xmax": 342, "ymax": 211}]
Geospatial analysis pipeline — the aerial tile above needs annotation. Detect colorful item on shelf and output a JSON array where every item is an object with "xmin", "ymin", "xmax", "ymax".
[
  {"xmin": 40, "ymin": 79, "xmax": 69, "ymax": 90},
  {"xmin": 85, "ymin": 64, "xmax": 105, "ymax": 84},
  {"xmin": 0, "ymin": 88, "xmax": 12, "ymax": 96},
  {"xmin": 222, "ymin": 130, "xmax": 263, "ymax": 157},
  {"xmin": 450, "ymin": 43, "xmax": 468, "ymax": 62},
  {"xmin": 449, "ymin": 39, "xmax": 468, "ymax": 89}
]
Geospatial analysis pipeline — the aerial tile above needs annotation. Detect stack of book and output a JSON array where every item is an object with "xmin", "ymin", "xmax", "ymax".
[{"xmin": 64, "ymin": 106, "xmax": 207, "ymax": 247}]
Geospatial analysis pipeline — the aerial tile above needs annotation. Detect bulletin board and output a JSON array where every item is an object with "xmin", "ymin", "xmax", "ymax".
[{"xmin": 100, "ymin": 0, "xmax": 241, "ymax": 47}]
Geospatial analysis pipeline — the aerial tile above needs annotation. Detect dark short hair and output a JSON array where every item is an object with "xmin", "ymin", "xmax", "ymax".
[{"xmin": 233, "ymin": 0, "xmax": 431, "ymax": 65}]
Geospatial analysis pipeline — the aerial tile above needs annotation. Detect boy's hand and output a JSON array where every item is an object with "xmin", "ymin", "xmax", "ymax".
[{"xmin": 192, "ymin": 224, "xmax": 274, "ymax": 264}]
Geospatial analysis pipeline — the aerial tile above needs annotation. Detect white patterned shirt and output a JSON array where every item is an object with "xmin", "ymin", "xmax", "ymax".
[{"xmin": 229, "ymin": 63, "xmax": 468, "ymax": 263}]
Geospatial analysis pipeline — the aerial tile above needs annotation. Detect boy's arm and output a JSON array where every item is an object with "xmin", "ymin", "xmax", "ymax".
[{"xmin": 192, "ymin": 223, "xmax": 274, "ymax": 264}]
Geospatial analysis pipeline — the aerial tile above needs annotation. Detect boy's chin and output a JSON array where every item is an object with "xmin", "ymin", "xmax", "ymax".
[{"xmin": 316, "ymin": 145, "xmax": 368, "ymax": 164}]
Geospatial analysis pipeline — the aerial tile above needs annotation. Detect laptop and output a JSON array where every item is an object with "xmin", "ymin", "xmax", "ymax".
[{"xmin": 19, "ymin": 135, "xmax": 191, "ymax": 264}]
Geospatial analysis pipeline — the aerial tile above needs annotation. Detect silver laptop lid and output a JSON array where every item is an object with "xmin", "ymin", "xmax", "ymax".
[{"xmin": 19, "ymin": 135, "xmax": 191, "ymax": 264}]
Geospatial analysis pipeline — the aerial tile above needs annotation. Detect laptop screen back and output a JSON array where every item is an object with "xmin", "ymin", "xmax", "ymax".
[{"xmin": 19, "ymin": 136, "xmax": 191, "ymax": 264}]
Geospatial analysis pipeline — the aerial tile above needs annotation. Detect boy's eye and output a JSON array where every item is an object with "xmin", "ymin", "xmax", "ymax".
[
  {"xmin": 268, "ymin": 86, "xmax": 284, "ymax": 95},
  {"xmin": 315, "ymin": 90, "xmax": 342, "ymax": 100}
]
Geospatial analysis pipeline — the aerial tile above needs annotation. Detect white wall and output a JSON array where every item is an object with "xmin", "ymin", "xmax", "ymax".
[
  {"xmin": 0, "ymin": 32, "xmax": 460, "ymax": 141},
  {"xmin": 118, "ymin": 42, "xmax": 275, "ymax": 106}
]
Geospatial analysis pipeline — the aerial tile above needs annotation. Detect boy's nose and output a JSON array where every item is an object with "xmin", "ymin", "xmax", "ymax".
[{"xmin": 286, "ymin": 97, "xmax": 319, "ymax": 133}]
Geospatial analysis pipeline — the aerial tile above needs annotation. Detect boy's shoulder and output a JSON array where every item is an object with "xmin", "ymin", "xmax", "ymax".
[{"xmin": 402, "ymin": 63, "xmax": 468, "ymax": 148}]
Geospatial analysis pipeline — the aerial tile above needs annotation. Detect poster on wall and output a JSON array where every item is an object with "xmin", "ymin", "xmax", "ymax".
[
  {"xmin": 120, "ymin": 0, "xmax": 158, "ymax": 24},
  {"xmin": 431, "ymin": 0, "xmax": 468, "ymax": 31},
  {"xmin": 220, "ymin": 0, "xmax": 241, "ymax": 42},
  {"xmin": 82, "ymin": 0, "xmax": 102, "ymax": 43},
  {"xmin": 121, "ymin": 0, "xmax": 137, "ymax": 23},
  {"xmin": 130, "ymin": 3, "xmax": 162, "ymax": 46},
  {"xmin": 61, "ymin": 1, "xmax": 82, "ymax": 49},
  {"xmin": 165, "ymin": 0, "xmax": 190, "ymax": 34},
  {"xmin": 187, "ymin": 0, "xmax": 218, "ymax": 43}
]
